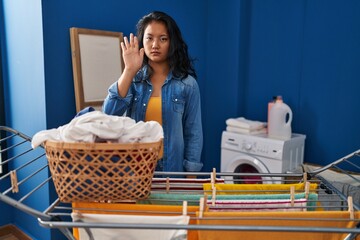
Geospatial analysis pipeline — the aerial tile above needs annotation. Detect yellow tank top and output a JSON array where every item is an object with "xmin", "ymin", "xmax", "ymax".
[
  {"xmin": 145, "ymin": 97, "xmax": 163, "ymax": 158},
  {"xmin": 145, "ymin": 97, "xmax": 162, "ymax": 125}
]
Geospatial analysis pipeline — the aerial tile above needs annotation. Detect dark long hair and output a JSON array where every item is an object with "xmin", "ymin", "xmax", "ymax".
[{"xmin": 136, "ymin": 11, "xmax": 197, "ymax": 79}]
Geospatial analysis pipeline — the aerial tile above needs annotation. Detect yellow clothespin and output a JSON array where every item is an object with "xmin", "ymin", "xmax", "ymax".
[
  {"xmin": 290, "ymin": 186, "xmax": 295, "ymax": 207},
  {"xmin": 10, "ymin": 170, "xmax": 19, "ymax": 193},
  {"xmin": 348, "ymin": 196, "xmax": 354, "ymax": 220}
]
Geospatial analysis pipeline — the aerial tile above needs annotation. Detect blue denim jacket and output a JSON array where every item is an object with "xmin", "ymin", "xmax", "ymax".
[{"xmin": 102, "ymin": 67, "xmax": 203, "ymax": 172}]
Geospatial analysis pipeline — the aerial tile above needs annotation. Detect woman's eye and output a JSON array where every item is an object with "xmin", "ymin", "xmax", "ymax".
[{"xmin": 160, "ymin": 37, "xmax": 168, "ymax": 42}]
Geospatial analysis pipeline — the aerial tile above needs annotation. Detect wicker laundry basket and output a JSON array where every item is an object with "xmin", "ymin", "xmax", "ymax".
[{"xmin": 44, "ymin": 140, "xmax": 162, "ymax": 203}]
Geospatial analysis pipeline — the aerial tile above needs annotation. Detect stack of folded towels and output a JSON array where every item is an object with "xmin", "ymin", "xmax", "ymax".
[{"xmin": 226, "ymin": 117, "xmax": 267, "ymax": 135}]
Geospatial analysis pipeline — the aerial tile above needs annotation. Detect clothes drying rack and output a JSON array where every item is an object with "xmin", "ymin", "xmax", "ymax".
[{"xmin": 1, "ymin": 125, "xmax": 360, "ymax": 240}]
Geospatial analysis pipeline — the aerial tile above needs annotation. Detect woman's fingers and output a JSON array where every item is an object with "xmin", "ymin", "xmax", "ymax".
[
  {"xmin": 129, "ymin": 33, "xmax": 134, "ymax": 48},
  {"xmin": 123, "ymin": 36, "xmax": 129, "ymax": 49},
  {"xmin": 120, "ymin": 41, "xmax": 126, "ymax": 52},
  {"xmin": 123, "ymin": 33, "xmax": 139, "ymax": 51},
  {"xmin": 133, "ymin": 35, "xmax": 139, "ymax": 49},
  {"xmin": 121, "ymin": 34, "xmax": 143, "ymax": 71}
]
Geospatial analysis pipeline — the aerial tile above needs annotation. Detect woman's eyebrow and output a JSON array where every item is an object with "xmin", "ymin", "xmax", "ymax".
[{"xmin": 145, "ymin": 33, "xmax": 168, "ymax": 37}]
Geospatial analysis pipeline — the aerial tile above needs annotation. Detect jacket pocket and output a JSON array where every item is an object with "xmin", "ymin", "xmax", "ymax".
[{"xmin": 172, "ymin": 95, "xmax": 185, "ymax": 114}]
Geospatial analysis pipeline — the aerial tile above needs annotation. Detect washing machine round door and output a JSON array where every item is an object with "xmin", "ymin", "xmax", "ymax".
[{"xmin": 225, "ymin": 154, "xmax": 274, "ymax": 184}]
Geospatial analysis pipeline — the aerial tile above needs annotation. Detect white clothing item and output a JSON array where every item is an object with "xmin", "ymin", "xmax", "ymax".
[
  {"xmin": 226, "ymin": 126, "xmax": 267, "ymax": 135},
  {"xmin": 31, "ymin": 111, "xmax": 163, "ymax": 148},
  {"xmin": 226, "ymin": 117, "xmax": 266, "ymax": 130},
  {"xmin": 71, "ymin": 212, "xmax": 190, "ymax": 240}
]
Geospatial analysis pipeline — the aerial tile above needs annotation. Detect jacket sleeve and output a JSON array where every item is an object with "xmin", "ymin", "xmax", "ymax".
[
  {"xmin": 102, "ymin": 81, "xmax": 133, "ymax": 116},
  {"xmin": 182, "ymin": 79, "xmax": 203, "ymax": 172}
]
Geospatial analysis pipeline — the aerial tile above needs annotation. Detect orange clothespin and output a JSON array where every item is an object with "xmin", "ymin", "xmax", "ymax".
[{"xmin": 10, "ymin": 170, "xmax": 19, "ymax": 193}]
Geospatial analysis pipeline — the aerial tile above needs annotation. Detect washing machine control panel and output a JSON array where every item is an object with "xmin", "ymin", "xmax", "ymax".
[
  {"xmin": 241, "ymin": 140, "xmax": 283, "ymax": 159},
  {"xmin": 222, "ymin": 131, "xmax": 285, "ymax": 160}
]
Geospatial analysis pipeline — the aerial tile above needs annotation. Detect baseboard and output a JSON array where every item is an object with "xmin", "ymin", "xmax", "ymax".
[{"xmin": 0, "ymin": 224, "xmax": 32, "ymax": 240}]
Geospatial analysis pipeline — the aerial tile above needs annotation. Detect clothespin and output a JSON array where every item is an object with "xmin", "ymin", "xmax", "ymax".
[
  {"xmin": 212, "ymin": 168, "xmax": 216, "ymax": 184},
  {"xmin": 303, "ymin": 172, "xmax": 307, "ymax": 184},
  {"xmin": 348, "ymin": 196, "xmax": 354, "ymax": 220},
  {"xmin": 199, "ymin": 197, "xmax": 204, "ymax": 218},
  {"xmin": 305, "ymin": 181, "xmax": 310, "ymax": 199},
  {"xmin": 182, "ymin": 201, "xmax": 188, "ymax": 216},
  {"xmin": 199, "ymin": 194, "xmax": 208, "ymax": 218},
  {"xmin": 73, "ymin": 210, "xmax": 85, "ymax": 219},
  {"xmin": 210, "ymin": 168, "xmax": 217, "ymax": 206},
  {"xmin": 290, "ymin": 186, "xmax": 295, "ymax": 207},
  {"xmin": 10, "ymin": 170, "xmax": 19, "ymax": 193},
  {"xmin": 212, "ymin": 186, "xmax": 217, "ymax": 206},
  {"xmin": 166, "ymin": 177, "xmax": 170, "ymax": 193}
]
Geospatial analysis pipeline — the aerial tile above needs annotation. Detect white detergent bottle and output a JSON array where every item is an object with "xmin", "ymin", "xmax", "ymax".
[{"xmin": 268, "ymin": 98, "xmax": 293, "ymax": 140}]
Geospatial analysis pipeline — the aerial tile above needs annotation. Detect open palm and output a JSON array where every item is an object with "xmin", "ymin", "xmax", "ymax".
[{"xmin": 121, "ymin": 33, "xmax": 144, "ymax": 73}]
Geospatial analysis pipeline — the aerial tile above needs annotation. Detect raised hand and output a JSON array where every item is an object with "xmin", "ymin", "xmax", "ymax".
[{"xmin": 121, "ymin": 33, "xmax": 145, "ymax": 74}]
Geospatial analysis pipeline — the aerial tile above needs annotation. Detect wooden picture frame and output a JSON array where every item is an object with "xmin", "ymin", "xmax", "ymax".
[{"xmin": 70, "ymin": 27, "xmax": 124, "ymax": 112}]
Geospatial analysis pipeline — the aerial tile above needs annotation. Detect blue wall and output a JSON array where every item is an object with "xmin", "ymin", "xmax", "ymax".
[
  {"xmin": 1, "ymin": 0, "xmax": 360, "ymax": 239},
  {"xmin": 203, "ymin": 0, "xmax": 242, "ymax": 171},
  {"xmin": 0, "ymin": 0, "xmax": 11, "ymax": 227},
  {"xmin": 243, "ymin": 0, "xmax": 360, "ymax": 166},
  {"xmin": 1, "ymin": 0, "xmax": 50, "ymax": 239}
]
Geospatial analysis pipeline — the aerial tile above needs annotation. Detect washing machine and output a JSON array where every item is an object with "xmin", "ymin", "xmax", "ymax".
[{"xmin": 221, "ymin": 131, "xmax": 306, "ymax": 184}]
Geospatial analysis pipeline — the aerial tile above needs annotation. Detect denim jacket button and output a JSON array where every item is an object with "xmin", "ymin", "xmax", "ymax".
[{"xmin": 143, "ymin": 103, "xmax": 146, "ymax": 106}]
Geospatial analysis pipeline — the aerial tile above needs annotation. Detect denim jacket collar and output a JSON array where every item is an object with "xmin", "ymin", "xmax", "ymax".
[{"xmin": 134, "ymin": 66, "xmax": 178, "ymax": 85}]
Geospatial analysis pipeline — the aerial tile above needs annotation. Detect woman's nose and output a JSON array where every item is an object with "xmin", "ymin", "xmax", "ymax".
[{"xmin": 152, "ymin": 39, "xmax": 159, "ymax": 49}]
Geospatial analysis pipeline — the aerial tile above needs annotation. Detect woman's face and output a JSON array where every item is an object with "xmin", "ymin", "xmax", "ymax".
[{"xmin": 143, "ymin": 21, "xmax": 170, "ymax": 65}]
